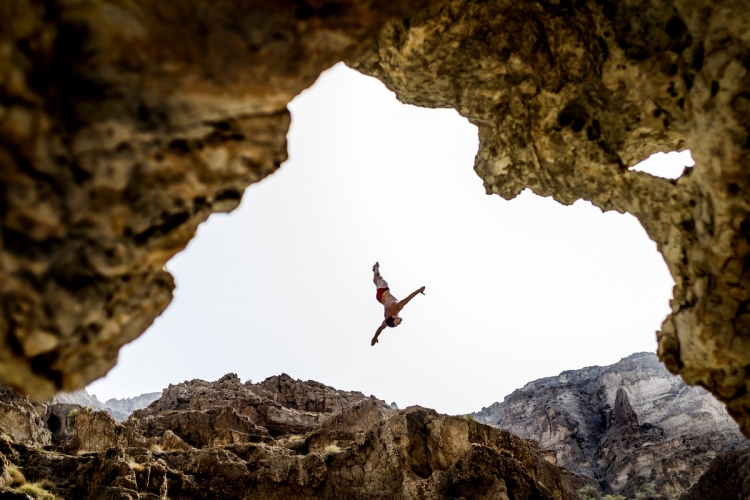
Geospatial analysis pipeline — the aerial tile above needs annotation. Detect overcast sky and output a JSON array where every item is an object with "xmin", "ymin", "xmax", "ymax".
[{"xmin": 88, "ymin": 63, "xmax": 694, "ymax": 415}]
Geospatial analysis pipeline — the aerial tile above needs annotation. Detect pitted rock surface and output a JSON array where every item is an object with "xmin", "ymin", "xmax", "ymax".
[
  {"xmin": 0, "ymin": 0, "xmax": 437, "ymax": 397},
  {"xmin": 474, "ymin": 353, "xmax": 748, "ymax": 498},
  {"xmin": 350, "ymin": 0, "xmax": 750, "ymax": 436}
]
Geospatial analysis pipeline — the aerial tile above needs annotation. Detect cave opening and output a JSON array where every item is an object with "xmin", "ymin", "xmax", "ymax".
[
  {"xmin": 88, "ymin": 63, "xmax": 693, "ymax": 416},
  {"xmin": 47, "ymin": 413, "xmax": 62, "ymax": 434}
]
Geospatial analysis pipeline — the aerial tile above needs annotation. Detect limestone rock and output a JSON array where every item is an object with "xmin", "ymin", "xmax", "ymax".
[
  {"xmin": 0, "ymin": 0, "xmax": 438, "ymax": 397},
  {"xmin": 474, "ymin": 353, "xmax": 748, "ymax": 498},
  {"xmin": 138, "ymin": 407, "xmax": 272, "ymax": 449},
  {"xmin": 306, "ymin": 396, "xmax": 397, "ymax": 454},
  {"xmin": 64, "ymin": 408, "xmax": 145, "ymax": 454},
  {"xmin": 319, "ymin": 395, "xmax": 395, "ymax": 433},
  {"xmin": 0, "ymin": 386, "xmax": 50, "ymax": 447},
  {"xmin": 64, "ymin": 408, "xmax": 192, "ymax": 454},
  {"xmin": 1, "ymin": 362, "xmax": 742, "ymax": 499},
  {"xmin": 351, "ymin": 0, "xmax": 750, "ymax": 436},
  {"xmin": 53, "ymin": 390, "xmax": 108, "ymax": 413}
]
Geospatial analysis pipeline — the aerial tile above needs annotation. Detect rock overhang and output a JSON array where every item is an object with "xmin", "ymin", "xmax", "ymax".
[
  {"xmin": 347, "ymin": 0, "xmax": 750, "ymax": 436},
  {"xmin": 0, "ymin": 0, "xmax": 749, "ymax": 438}
]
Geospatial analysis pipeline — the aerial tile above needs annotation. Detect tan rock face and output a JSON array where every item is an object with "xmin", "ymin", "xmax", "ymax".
[
  {"xmin": 0, "ymin": 0, "xmax": 436, "ymax": 397},
  {"xmin": 350, "ymin": 0, "xmax": 750, "ymax": 436},
  {"xmin": 0, "ymin": 384, "xmax": 50, "ymax": 447},
  {"xmin": 65, "ymin": 407, "xmax": 194, "ymax": 454}
]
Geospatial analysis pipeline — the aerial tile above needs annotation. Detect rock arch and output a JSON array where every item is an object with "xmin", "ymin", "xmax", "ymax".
[{"xmin": 1, "ymin": 0, "xmax": 749, "ymax": 436}]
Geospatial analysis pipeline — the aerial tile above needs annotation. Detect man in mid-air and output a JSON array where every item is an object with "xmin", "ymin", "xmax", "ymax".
[{"xmin": 371, "ymin": 262, "xmax": 425, "ymax": 346}]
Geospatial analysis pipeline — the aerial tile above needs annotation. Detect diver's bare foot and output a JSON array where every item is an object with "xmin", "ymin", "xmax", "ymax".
[{"xmin": 373, "ymin": 262, "xmax": 379, "ymax": 272}]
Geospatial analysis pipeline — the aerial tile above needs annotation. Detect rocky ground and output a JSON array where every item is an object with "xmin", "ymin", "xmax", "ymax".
[
  {"xmin": 0, "ymin": 374, "xmax": 567, "ymax": 500},
  {"xmin": 474, "ymin": 352, "xmax": 749, "ymax": 499}
]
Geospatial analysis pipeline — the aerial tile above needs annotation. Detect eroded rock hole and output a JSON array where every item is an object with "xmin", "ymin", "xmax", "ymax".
[{"xmin": 90, "ymin": 64, "xmax": 682, "ymax": 426}]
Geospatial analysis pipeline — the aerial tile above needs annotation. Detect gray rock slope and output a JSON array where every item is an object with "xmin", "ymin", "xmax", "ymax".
[
  {"xmin": 474, "ymin": 352, "xmax": 749, "ymax": 498},
  {"xmin": 54, "ymin": 389, "xmax": 160, "ymax": 422}
]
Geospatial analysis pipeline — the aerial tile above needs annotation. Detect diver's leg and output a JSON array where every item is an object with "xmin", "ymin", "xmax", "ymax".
[{"xmin": 373, "ymin": 262, "xmax": 388, "ymax": 289}]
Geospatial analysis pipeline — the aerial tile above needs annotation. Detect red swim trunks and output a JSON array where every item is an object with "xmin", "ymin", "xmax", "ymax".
[{"xmin": 376, "ymin": 287, "xmax": 389, "ymax": 303}]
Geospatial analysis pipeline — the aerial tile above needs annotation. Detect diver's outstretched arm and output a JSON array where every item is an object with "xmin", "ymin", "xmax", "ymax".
[
  {"xmin": 371, "ymin": 321, "xmax": 387, "ymax": 346},
  {"xmin": 397, "ymin": 286, "xmax": 425, "ymax": 312}
]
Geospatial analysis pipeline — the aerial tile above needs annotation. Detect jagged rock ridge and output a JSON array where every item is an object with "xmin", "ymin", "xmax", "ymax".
[
  {"xmin": 0, "ymin": 373, "xmax": 567, "ymax": 500},
  {"xmin": 474, "ymin": 352, "xmax": 749, "ymax": 498},
  {"xmin": 53, "ymin": 389, "xmax": 160, "ymax": 422}
]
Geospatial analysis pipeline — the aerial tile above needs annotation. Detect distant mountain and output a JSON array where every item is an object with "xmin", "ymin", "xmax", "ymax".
[
  {"xmin": 54, "ymin": 389, "xmax": 160, "ymax": 422},
  {"xmin": 102, "ymin": 393, "xmax": 162, "ymax": 421},
  {"xmin": 473, "ymin": 352, "xmax": 749, "ymax": 499}
]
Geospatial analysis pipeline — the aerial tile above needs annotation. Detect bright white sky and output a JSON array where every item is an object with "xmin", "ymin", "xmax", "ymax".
[{"xmin": 88, "ymin": 63, "xmax": 694, "ymax": 415}]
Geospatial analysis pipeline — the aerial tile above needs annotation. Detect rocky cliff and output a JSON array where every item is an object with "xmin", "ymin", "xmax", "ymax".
[
  {"xmin": 1, "ymin": 0, "xmax": 749, "ymax": 440},
  {"xmin": 0, "ymin": 373, "xmax": 567, "ymax": 500},
  {"xmin": 474, "ymin": 352, "xmax": 749, "ymax": 498}
]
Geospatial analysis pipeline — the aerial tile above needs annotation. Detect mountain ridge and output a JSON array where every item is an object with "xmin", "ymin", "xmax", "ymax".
[
  {"xmin": 473, "ymin": 352, "xmax": 748, "ymax": 498},
  {"xmin": 53, "ymin": 389, "xmax": 161, "ymax": 422}
]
